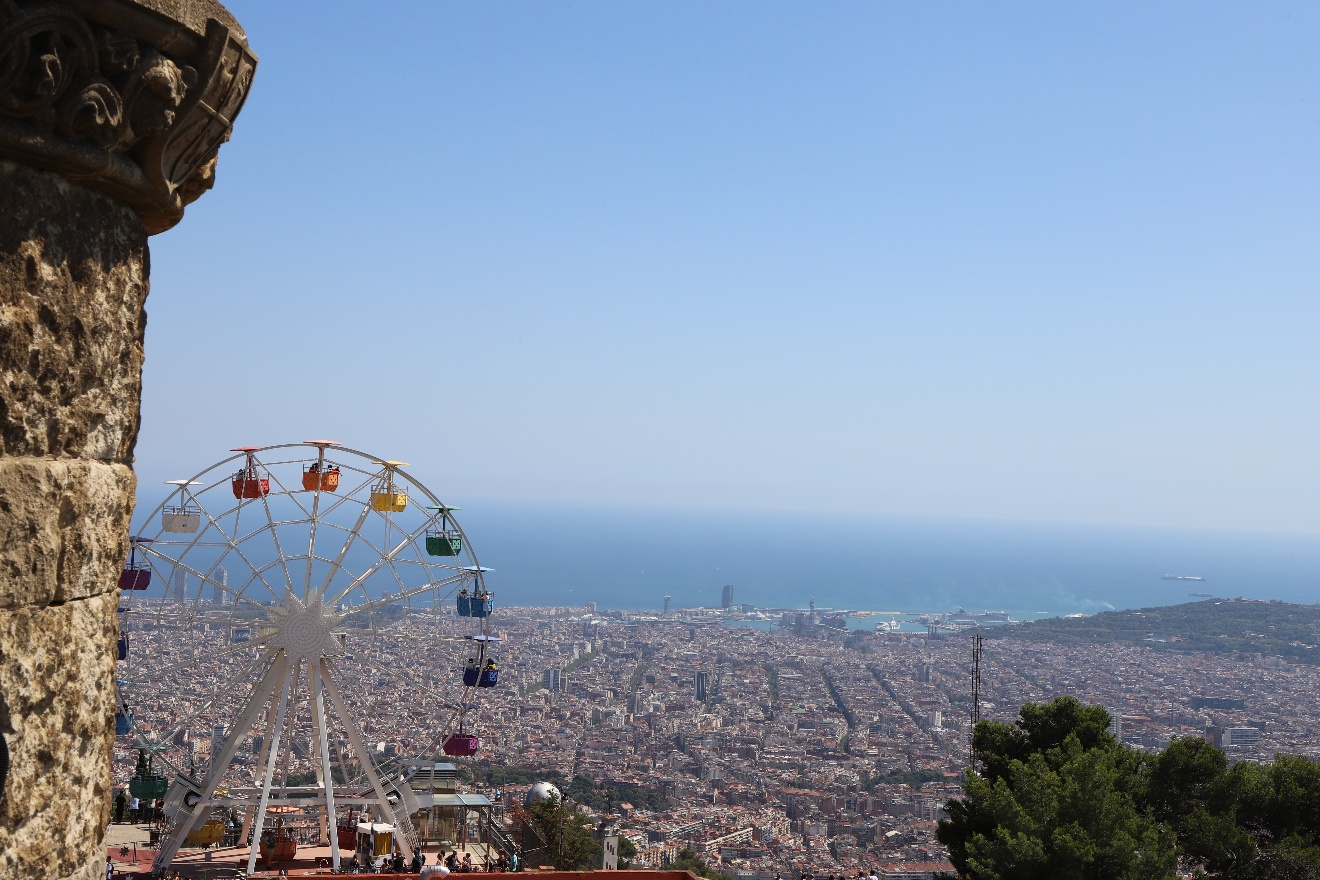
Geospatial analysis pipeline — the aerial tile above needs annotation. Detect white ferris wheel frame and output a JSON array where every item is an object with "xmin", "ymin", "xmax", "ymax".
[{"xmin": 116, "ymin": 441, "xmax": 496, "ymax": 874}]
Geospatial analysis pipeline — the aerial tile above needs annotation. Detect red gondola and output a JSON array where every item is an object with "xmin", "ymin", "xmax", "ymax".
[
  {"xmin": 119, "ymin": 538, "xmax": 151, "ymax": 590},
  {"xmin": 232, "ymin": 474, "xmax": 269, "ymax": 498}
]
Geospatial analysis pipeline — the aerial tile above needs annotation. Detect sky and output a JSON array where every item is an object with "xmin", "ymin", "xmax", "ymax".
[{"xmin": 137, "ymin": 2, "xmax": 1320, "ymax": 534}]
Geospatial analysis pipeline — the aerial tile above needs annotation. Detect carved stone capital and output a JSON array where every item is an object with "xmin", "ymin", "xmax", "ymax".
[{"xmin": 0, "ymin": 0, "xmax": 255, "ymax": 233}]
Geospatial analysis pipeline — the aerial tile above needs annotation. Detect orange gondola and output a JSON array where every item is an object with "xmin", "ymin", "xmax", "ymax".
[
  {"xmin": 302, "ymin": 463, "xmax": 340, "ymax": 492},
  {"xmin": 230, "ymin": 447, "xmax": 270, "ymax": 499}
]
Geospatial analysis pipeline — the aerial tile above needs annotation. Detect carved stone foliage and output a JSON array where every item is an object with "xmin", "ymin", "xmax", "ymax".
[{"xmin": 0, "ymin": 0, "xmax": 255, "ymax": 233}]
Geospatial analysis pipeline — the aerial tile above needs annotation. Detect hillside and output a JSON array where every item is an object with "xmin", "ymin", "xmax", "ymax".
[{"xmin": 982, "ymin": 598, "xmax": 1320, "ymax": 664}]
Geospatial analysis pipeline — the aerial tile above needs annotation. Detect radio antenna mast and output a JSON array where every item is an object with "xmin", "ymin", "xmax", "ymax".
[{"xmin": 969, "ymin": 634, "xmax": 983, "ymax": 768}]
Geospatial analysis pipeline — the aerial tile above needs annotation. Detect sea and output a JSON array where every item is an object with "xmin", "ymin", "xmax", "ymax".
[
  {"xmin": 454, "ymin": 501, "xmax": 1320, "ymax": 620},
  {"xmin": 126, "ymin": 491, "xmax": 1320, "ymax": 623}
]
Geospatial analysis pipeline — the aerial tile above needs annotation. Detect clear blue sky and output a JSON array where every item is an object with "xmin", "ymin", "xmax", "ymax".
[{"xmin": 138, "ymin": 2, "xmax": 1320, "ymax": 533}]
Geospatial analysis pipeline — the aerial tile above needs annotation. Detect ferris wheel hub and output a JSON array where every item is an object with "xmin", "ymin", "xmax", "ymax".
[{"xmin": 264, "ymin": 598, "xmax": 346, "ymax": 662}]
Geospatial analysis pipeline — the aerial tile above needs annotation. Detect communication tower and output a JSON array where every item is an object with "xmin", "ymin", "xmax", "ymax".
[{"xmin": 969, "ymin": 634, "xmax": 983, "ymax": 768}]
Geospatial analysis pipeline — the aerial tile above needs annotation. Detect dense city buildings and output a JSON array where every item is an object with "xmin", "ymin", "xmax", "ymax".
[{"xmin": 118, "ymin": 604, "xmax": 1320, "ymax": 879}]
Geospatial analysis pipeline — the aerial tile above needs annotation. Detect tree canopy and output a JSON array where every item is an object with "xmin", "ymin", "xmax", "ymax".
[
  {"xmin": 525, "ymin": 795, "xmax": 602, "ymax": 871},
  {"xmin": 938, "ymin": 696, "xmax": 1320, "ymax": 880}
]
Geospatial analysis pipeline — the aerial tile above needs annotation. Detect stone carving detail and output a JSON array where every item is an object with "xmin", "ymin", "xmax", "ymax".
[{"xmin": 0, "ymin": 0, "xmax": 256, "ymax": 233}]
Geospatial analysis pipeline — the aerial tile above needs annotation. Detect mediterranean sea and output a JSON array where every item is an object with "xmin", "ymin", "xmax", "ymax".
[
  {"xmin": 457, "ymin": 502, "xmax": 1320, "ymax": 619},
  {"xmin": 126, "ymin": 487, "xmax": 1320, "ymax": 621}
]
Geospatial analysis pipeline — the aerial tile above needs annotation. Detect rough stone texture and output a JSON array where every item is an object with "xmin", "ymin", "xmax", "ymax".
[
  {"xmin": 0, "ymin": 591, "xmax": 117, "ymax": 880},
  {"xmin": 0, "ymin": 162, "xmax": 142, "ymax": 879},
  {"xmin": 0, "ymin": 3, "xmax": 253, "ymax": 877},
  {"xmin": 0, "ymin": 1, "xmax": 257, "ymax": 233},
  {"xmin": 0, "ymin": 458, "xmax": 137, "ymax": 610},
  {"xmin": 0, "ymin": 161, "xmax": 149, "ymax": 461}
]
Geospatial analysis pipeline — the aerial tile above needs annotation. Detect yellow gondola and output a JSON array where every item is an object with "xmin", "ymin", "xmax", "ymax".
[
  {"xmin": 369, "ymin": 460, "xmax": 408, "ymax": 512},
  {"xmin": 186, "ymin": 819, "xmax": 225, "ymax": 847}
]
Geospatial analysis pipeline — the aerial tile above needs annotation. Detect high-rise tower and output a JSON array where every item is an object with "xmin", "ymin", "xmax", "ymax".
[
  {"xmin": 211, "ymin": 567, "xmax": 228, "ymax": 605},
  {"xmin": 720, "ymin": 584, "xmax": 734, "ymax": 609}
]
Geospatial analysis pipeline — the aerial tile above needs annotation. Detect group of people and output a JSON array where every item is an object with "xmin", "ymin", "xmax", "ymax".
[
  {"xmin": 423, "ymin": 848, "xmax": 524, "ymax": 875},
  {"xmin": 347, "ymin": 847, "xmax": 519, "ymax": 875},
  {"xmin": 111, "ymin": 789, "xmax": 161, "ymax": 824}
]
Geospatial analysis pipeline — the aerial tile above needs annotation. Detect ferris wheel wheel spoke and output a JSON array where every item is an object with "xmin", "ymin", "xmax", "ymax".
[
  {"xmin": 119, "ymin": 638, "xmax": 267, "ymax": 688},
  {"xmin": 138, "ymin": 650, "xmax": 273, "ymax": 768},
  {"xmin": 251, "ymin": 465, "xmax": 299, "ymax": 598},
  {"xmin": 171, "ymin": 495, "xmax": 286, "ymax": 604},
  {"xmin": 327, "ymin": 518, "xmax": 442, "ymax": 609},
  {"xmin": 349, "ymin": 572, "xmax": 470, "ymax": 617},
  {"xmin": 314, "ymin": 502, "xmax": 373, "ymax": 602}
]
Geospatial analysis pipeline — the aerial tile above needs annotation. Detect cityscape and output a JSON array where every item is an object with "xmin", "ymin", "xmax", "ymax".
[
  {"xmin": 1, "ymin": 2, "xmax": 1316, "ymax": 879},
  {"xmin": 115, "ymin": 591, "xmax": 1320, "ymax": 879}
]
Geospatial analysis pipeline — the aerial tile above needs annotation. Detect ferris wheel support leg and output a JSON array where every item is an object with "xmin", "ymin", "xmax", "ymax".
[
  {"xmin": 319, "ymin": 659, "xmax": 416, "ymax": 863},
  {"xmin": 152, "ymin": 653, "xmax": 287, "ymax": 872},
  {"xmin": 310, "ymin": 662, "xmax": 342, "ymax": 869},
  {"xmin": 248, "ymin": 658, "xmax": 298, "ymax": 876}
]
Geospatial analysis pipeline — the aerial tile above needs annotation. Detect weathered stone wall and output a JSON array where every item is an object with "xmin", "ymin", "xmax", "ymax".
[
  {"xmin": 0, "ymin": 2, "xmax": 253, "ymax": 875},
  {"xmin": 0, "ymin": 159, "xmax": 146, "ymax": 879}
]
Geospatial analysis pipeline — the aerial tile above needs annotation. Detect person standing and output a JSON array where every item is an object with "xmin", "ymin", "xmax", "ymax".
[
  {"xmin": 128, "ymin": 794, "xmax": 139, "ymax": 823},
  {"xmin": 113, "ymin": 789, "xmax": 126, "ymax": 823}
]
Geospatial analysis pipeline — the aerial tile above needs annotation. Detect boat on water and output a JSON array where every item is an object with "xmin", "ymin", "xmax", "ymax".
[
  {"xmin": 875, "ymin": 616, "xmax": 901, "ymax": 633},
  {"xmin": 1188, "ymin": 591, "xmax": 1213, "ymax": 598},
  {"xmin": 915, "ymin": 609, "xmax": 1017, "ymax": 630},
  {"xmin": 1162, "ymin": 573, "xmax": 1204, "ymax": 581}
]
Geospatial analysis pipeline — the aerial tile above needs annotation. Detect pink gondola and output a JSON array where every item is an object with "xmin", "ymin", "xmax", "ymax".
[{"xmin": 443, "ymin": 733, "xmax": 479, "ymax": 757}]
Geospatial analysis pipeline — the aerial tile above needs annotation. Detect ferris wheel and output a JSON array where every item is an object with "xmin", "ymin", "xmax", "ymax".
[{"xmin": 114, "ymin": 441, "xmax": 499, "ymax": 873}]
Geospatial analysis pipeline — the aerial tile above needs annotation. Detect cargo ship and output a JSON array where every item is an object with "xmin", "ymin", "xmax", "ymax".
[{"xmin": 1161, "ymin": 574, "xmax": 1204, "ymax": 581}]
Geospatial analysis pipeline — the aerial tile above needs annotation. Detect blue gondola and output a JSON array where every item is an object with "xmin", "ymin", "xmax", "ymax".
[
  {"xmin": 462, "ymin": 662, "xmax": 479, "ymax": 687},
  {"xmin": 117, "ymin": 635, "xmax": 129, "ymax": 661},
  {"xmin": 458, "ymin": 589, "xmax": 493, "ymax": 618},
  {"xmin": 115, "ymin": 708, "xmax": 132, "ymax": 736},
  {"xmin": 479, "ymin": 666, "xmax": 498, "ymax": 688}
]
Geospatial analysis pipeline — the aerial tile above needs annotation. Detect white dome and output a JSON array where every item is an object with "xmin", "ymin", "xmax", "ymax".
[{"xmin": 524, "ymin": 781, "xmax": 562, "ymax": 808}]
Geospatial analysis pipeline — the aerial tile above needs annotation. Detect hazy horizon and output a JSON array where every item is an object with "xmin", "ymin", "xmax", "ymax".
[{"xmin": 138, "ymin": 2, "xmax": 1320, "ymax": 535}]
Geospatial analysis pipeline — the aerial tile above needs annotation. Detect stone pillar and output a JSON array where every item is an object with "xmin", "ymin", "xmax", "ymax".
[{"xmin": 0, "ymin": 3, "xmax": 255, "ymax": 878}]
